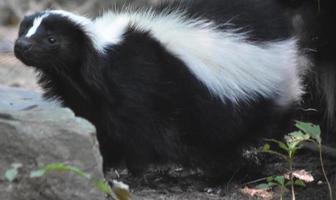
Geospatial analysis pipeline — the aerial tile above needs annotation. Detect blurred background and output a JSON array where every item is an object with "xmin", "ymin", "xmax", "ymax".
[{"xmin": 0, "ymin": 0, "xmax": 161, "ymax": 91}]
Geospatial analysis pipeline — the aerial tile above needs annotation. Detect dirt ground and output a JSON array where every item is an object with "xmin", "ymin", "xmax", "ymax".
[
  {"xmin": 1, "ymin": 27, "xmax": 335, "ymax": 200},
  {"xmin": 105, "ymin": 151, "xmax": 335, "ymax": 200}
]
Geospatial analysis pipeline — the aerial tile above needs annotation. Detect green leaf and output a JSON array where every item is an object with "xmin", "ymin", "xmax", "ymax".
[
  {"xmin": 44, "ymin": 163, "xmax": 67, "ymax": 171},
  {"xmin": 262, "ymin": 144, "xmax": 270, "ymax": 152},
  {"xmin": 5, "ymin": 168, "xmax": 18, "ymax": 182},
  {"xmin": 94, "ymin": 180, "xmax": 113, "ymax": 195},
  {"xmin": 65, "ymin": 166, "xmax": 90, "ymax": 179},
  {"xmin": 264, "ymin": 139, "xmax": 289, "ymax": 152},
  {"xmin": 288, "ymin": 131, "xmax": 308, "ymax": 142},
  {"xmin": 274, "ymin": 176, "xmax": 285, "ymax": 185},
  {"xmin": 295, "ymin": 121, "xmax": 321, "ymax": 143},
  {"xmin": 278, "ymin": 141, "xmax": 290, "ymax": 152},
  {"xmin": 261, "ymin": 149, "xmax": 288, "ymax": 160},
  {"xmin": 285, "ymin": 180, "xmax": 293, "ymax": 186},
  {"xmin": 266, "ymin": 176, "xmax": 274, "ymax": 182},
  {"xmin": 294, "ymin": 179, "xmax": 306, "ymax": 187},
  {"xmin": 284, "ymin": 131, "xmax": 311, "ymax": 155},
  {"xmin": 268, "ymin": 182, "xmax": 278, "ymax": 187},
  {"xmin": 30, "ymin": 169, "xmax": 47, "ymax": 178},
  {"xmin": 44, "ymin": 163, "xmax": 90, "ymax": 179},
  {"xmin": 256, "ymin": 183, "xmax": 271, "ymax": 190}
]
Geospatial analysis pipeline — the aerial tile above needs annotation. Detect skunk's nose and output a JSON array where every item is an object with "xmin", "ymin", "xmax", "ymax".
[{"xmin": 15, "ymin": 38, "xmax": 33, "ymax": 52}]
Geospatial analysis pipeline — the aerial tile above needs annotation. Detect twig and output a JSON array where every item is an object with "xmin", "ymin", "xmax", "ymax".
[
  {"xmin": 303, "ymin": 142, "xmax": 336, "ymax": 158},
  {"xmin": 318, "ymin": 143, "xmax": 333, "ymax": 200},
  {"xmin": 243, "ymin": 177, "xmax": 268, "ymax": 186}
]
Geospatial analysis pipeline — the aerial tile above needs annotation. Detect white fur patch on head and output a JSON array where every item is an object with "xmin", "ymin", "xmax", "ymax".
[
  {"xmin": 48, "ymin": 10, "xmax": 129, "ymax": 53},
  {"xmin": 24, "ymin": 10, "xmax": 92, "ymax": 38},
  {"xmin": 24, "ymin": 10, "xmax": 107, "ymax": 52},
  {"xmin": 25, "ymin": 13, "xmax": 50, "ymax": 37}
]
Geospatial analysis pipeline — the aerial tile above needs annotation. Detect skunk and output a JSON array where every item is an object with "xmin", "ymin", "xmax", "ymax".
[{"xmin": 14, "ymin": 0, "xmax": 306, "ymax": 176}]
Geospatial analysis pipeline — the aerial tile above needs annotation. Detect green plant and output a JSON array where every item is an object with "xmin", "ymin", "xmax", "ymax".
[
  {"xmin": 4, "ymin": 162, "xmax": 130, "ymax": 200},
  {"xmin": 295, "ymin": 122, "xmax": 333, "ymax": 200},
  {"xmin": 258, "ymin": 121, "xmax": 333, "ymax": 200},
  {"xmin": 30, "ymin": 163, "xmax": 130, "ymax": 200}
]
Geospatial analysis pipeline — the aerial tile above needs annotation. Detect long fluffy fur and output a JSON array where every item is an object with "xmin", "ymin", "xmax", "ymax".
[{"xmin": 14, "ymin": 0, "xmax": 305, "ymax": 176}]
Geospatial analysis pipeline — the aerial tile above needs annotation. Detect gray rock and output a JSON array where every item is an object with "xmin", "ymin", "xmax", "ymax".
[
  {"xmin": 0, "ymin": 86, "xmax": 105, "ymax": 200},
  {"xmin": 0, "ymin": 85, "xmax": 59, "ymax": 111}
]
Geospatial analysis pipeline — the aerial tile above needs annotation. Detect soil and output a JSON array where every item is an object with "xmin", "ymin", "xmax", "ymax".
[
  {"xmin": 1, "ymin": 27, "xmax": 335, "ymax": 200},
  {"xmin": 105, "ymin": 151, "xmax": 335, "ymax": 200}
]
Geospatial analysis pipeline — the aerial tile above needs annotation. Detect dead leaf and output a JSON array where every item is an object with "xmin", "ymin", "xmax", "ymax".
[
  {"xmin": 241, "ymin": 186, "xmax": 273, "ymax": 200},
  {"xmin": 284, "ymin": 169, "xmax": 314, "ymax": 183}
]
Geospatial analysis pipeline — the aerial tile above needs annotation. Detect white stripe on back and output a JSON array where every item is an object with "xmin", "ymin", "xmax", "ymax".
[
  {"xmin": 90, "ymin": 10, "xmax": 303, "ymax": 105},
  {"xmin": 24, "ymin": 9, "xmax": 304, "ymax": 105}
]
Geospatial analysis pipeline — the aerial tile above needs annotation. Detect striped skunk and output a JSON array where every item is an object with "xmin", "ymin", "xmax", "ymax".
[{"xmin": 14, "ymin": 0, "xmax": 306, "ymax": 176}]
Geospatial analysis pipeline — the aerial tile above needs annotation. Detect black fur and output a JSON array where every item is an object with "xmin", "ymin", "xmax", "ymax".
[
  {"xmin": 14, "ymin": 0, "xmax": 298, "ymax": 177},
  {"xmin": 280, "ymin": 0, "xmax": 336, "ymax": 141},
  {"xmin": 155, "ymin": 0, "xmax": 293, "ymax": 42}
]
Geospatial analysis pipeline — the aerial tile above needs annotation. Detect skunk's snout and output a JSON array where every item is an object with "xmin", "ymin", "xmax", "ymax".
[
  {"xmin": 15, "ymin": 38, "xmax": 33, "ymax": 52},
  {"xmin": 14, "ymin": 37, "xmax": 37, "ymax": 66}
]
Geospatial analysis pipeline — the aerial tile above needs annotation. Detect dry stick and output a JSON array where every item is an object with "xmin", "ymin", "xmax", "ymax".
[
  {"xmin": 318, "ymin": 143, "xmax": 333, "ymax": 200},
  {"xmin": 303, "ymin": 142, "xmax": 334, "ymax": 200},
  {"xmin": 242, "ymin": 177, "xmax": 268, "ymax": 186},
  {"xmin": 289, "ymin": 158, "xmax": 296, "ymax": 200}
]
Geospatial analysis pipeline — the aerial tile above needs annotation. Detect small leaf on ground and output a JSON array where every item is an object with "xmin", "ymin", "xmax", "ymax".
[
  {"xmin": 5, "ymin": 168, "xmax": 18, "ymax": 182},
  {"xmin": 294, "ymin": 179, "xmax": 306, "ymax": 187},
  {"xmin": 256, "ymin": 183, "xmax": 271, "ymax": 190},
  {"xmin": 274, "ymin": 176, "xmax": 285, "ymax": 185},
  {"xmin": 284, "ymin": 169, "xmax": 314, "ymax": 183},
  {"xmin": 30, "ymin": 169, "xmax": 47, "ymax": 178},
  {"xmin": 266, "ymin": 176, "xmax": 274, "ymax": 182},
  {"xmin": 95, "ymin": 180, "xmax": 113, "ymax": 195},
  {"xmin": 111, "ymin": 180, "xmax": 131, "ymax": 200},
  {"xmin": 241, "ymin": 186, "xmax": 273, "ymax": 200}
]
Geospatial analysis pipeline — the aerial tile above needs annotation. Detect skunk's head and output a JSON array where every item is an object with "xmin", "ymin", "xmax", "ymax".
[{"xmin": 14, "ymin": 10, "xmax": 94, "ymax": 69}]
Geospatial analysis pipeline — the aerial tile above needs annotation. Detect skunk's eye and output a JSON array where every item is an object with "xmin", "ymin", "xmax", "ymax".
[{"xmin": 48, "ymin": 37, "xmax": 56, "ymax": 44}]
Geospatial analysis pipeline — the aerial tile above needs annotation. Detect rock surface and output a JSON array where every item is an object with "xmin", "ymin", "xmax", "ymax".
[{"xmin": 0, "ymin": 85, "xmax": 105, "ymax": 200}]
